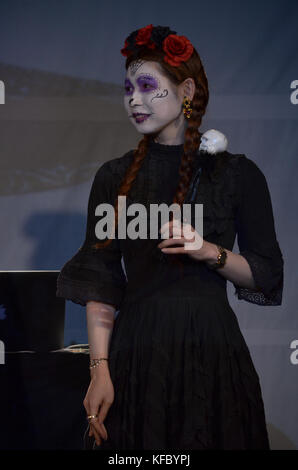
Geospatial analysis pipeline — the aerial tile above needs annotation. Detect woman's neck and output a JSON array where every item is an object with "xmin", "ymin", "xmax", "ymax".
[{"xmin": 151, "ymin": 115, "xmax": 187, "ymax": 146}]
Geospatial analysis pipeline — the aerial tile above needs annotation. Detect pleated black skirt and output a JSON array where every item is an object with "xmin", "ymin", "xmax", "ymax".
[{"xmin": 84, "ymin": 293, "xmax": 270, "ymax": 450}]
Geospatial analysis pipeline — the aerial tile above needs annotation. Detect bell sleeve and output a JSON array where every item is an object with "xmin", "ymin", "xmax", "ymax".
[
  {"xmin": 233, "ymin": 155, "xmax": 284, "ymax": 306},
  {"xmin": 56, "ymin": 161, "xmax": 127, "ymax": 310}
]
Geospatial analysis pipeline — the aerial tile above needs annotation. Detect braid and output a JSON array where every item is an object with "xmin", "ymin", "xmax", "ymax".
[
  {"xmin": 92, "ymin": 134, "xmax": 150, "ymax": 249},
  {"xmin": 173, "ymin": 64, "xmax": 209, "ymax": 207},
  {"xmin": 168, "ymin": 63, "xmax": 209, "ymax": 275}
]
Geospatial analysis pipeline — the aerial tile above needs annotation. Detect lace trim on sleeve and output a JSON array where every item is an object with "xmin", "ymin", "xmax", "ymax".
[
  {"xmin": 56, "ymin": 274, "xmax": 125, "ymax": 309},
  {"xmin": 233, "ymin": 250, "xmax": 283, "ymax": 306}
]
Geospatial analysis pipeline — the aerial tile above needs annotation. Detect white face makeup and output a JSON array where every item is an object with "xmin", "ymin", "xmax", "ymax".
[{"xmin": 123, "ymin": 60, "xmax": 184, "ymax": 136}]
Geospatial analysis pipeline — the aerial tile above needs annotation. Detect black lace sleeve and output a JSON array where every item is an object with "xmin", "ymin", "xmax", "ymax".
[
  {"xmin": 56, "ymin": 161, "xmax": 127, "ymax": 310},
  {"xmin": 233, "ymin": 155, "xmax": 284, "ymax": 306}
]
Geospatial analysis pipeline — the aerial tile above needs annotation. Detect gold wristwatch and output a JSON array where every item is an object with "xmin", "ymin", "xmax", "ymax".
[{"xmin": 208, "ymin": 245, "xmax": 227, "ymax": 270}]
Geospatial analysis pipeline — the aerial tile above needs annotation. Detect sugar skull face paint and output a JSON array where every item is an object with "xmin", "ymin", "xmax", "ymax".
[{"xmin": 123, "ymin": 60, "xmax": 184, "ymax": 135}]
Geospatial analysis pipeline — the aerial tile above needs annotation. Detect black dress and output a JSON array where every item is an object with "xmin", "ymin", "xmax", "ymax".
[{"xmin": 56, "ymin": 137, "xmax": 284, "ymax": 450}]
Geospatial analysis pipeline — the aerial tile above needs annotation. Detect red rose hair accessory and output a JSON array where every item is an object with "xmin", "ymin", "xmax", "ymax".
[
  {"xmin": 163, "ymin": 34, "xmax": 193, "ymax": 67},
  {"xmin": 121, "ymin": 24, "xmax": 194, "ymax": 66},
  {"xmin": 135, "ymin": 24, "xmax": 156, "ymax": 50}
]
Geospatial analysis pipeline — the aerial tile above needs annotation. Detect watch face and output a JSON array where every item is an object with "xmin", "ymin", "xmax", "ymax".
[
  {"xmin": 209, "ymin": 247, "xmax": 227, "ymax": 270},
  {"xmin": 219, "ymin": 250, "xmax": 227, "ymax": 266}
]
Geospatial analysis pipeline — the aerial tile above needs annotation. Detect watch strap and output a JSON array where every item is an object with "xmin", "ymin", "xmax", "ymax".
[{"xmin": 208, "ymin": 245, "xmax": 227, "ymax": 270}]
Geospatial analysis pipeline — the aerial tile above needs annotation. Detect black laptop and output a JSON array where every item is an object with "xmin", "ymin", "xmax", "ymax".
[{"xmin": 0, "ymin": 270, "xmax": 65, "ymax": 352}]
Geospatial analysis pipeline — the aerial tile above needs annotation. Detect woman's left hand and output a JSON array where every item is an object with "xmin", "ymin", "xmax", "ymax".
[{"xmin": 157, "ymin": 218, "xmax": 216, "ymax": 263}]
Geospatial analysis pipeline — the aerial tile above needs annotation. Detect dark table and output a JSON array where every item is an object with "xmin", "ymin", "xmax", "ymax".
[{"xmin": 0, "ymin": 348, "xmax": 91, "ymax": 450}]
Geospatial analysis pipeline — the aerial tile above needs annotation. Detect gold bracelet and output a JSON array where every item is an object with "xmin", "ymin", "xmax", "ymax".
[{"xmin": 89, "ymin": 358, "xmax": 109, "ymax": 369}]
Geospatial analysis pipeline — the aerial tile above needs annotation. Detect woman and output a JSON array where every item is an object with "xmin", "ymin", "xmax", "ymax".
[{"xmin": 56, "ymin": 24, "xmax": 284, "ymax": 450}]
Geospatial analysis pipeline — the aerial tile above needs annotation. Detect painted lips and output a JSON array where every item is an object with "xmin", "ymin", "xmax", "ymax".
[{"xmin": 133, "ymin": 114, "xmax": 151, "ymax": 123}]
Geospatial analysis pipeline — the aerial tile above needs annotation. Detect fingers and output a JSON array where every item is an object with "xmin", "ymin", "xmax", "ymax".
[
  {"xmin": 158, "ymin": 237, "xmax": 188, "ymax": 252},
  {"xmin": 90, "ymin": 420, "xmax": 102, "ymax": 447},
  {"xmin": 158, "ymin": 235, "xmax": 203, "ymax": 253},
  {"xmin": 100, "ymin": 422, "xmax": 108, "ymax": 441},
  {"xmin": 85, "ymin": 422, "xmax": 101, "ymax": 448},
  {"xmin": 170, "ymin": 227, "xmax": 196, "ymax": 242},
  {"xmin": 158, "ymin": 219, "xmax": 203, "ymax": 253},
  {"xmin": 89, "ymin": 414, "xmax": 106, "ymax": 442},
  {"xmin": 97, "ymin": 401, "xmax": 111, "ymax": 440},
  {"xmin": 88, "ymin": 401, "xmax": 111, "ymax": 444},
  {"xmin": 84, "ymin": 394, "xmax": 112, "ymax": 446},
  {"xmin": 159, "ymin": 237, "xmax": 184, "ymax": 247},
  {"xmin": 160, "ymin": 219, "xmax": 183, "ymax": 237},
  {"xmin": 160, "ymin": 220, "xmax": 195, "ymax": 240},
  {"xmin": 159, "ymin": 246, "xmax": 185, "ymax": 254},
  {"xmin": 85, "ymin": 410, "xmax": 106, "ymax": 445}
]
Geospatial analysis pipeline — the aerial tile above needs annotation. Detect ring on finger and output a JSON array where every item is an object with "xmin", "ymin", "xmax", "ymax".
[{"xmin": 87, "ymin": 414, "xmax": 98, "ymax": 421}]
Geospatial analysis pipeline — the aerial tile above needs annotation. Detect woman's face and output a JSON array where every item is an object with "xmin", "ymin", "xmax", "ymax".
[{"xmin": 123, "ymin": 60, "xmax": 184, "ymax": 135}]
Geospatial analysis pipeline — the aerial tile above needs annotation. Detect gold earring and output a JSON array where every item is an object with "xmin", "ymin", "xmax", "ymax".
[{"xmin": 183, "ymin": 96, "xmax": 192, "ymax": 119}]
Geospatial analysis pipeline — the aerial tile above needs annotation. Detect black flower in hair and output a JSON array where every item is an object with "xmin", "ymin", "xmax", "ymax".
[
  {"xmin": 125, "ymin": 29, "xmax": 140, "ymax": 54},
  {"xmin": 151, "ymin": 26, "xmax": 177, "ymax": 48}
]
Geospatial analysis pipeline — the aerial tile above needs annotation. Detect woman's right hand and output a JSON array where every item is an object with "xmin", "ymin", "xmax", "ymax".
[{"xmin": 83, "ymin": 365, "xmax": 115, "ymax": 446}]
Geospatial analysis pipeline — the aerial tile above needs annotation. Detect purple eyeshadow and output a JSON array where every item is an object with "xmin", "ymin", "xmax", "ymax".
[
  {"xmin": 137, "ymin": 75, "xmax": 158, "ymax": 92},
  {"xmin": 124, "ymin": 75, "xmax": 159, "ymax": 96}
]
